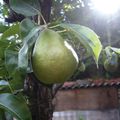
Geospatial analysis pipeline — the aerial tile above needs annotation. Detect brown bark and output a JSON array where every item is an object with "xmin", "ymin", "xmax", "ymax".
[
  {"xmin": 40, "ymin": 0, "xmax": 52, "ymax": 24},
  {"xmin": 25, "ymin": 73, "xmax": 54, "ymax": 120},
  {"xmin": 26, "ymin": 1, "xmax": 55, "ymax": 120}
]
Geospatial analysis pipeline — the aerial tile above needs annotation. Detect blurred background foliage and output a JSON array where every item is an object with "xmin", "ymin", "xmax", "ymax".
[
  {"xmin": 51, "ymin": 0, "xmax": 120, "ymax": 79},
  {"xmin": 1, "ymin": 0, "xmax": 120, "ymax": 47},
  {"xmin": 51, "ymin": 0, "xmax": 120, "ymax": 48}
]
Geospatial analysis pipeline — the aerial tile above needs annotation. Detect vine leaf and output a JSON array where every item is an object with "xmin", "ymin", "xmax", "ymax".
[
  {"xmin": 0, "ymin": 93, "xmax": 32, "ymax": 120},
  {"xmin": 59, "ymin": 23, "xmax": 102, "ymax": 66}
]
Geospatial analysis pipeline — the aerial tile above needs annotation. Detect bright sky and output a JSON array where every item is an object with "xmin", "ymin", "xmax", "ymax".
[
  {"xmin": 91, "ymin": 0, "xmax": 120, "ymax": 15},
  {"xmin": 0, "ymin": 0, "xmax": 120, "ymax": 22},
  {"xmin": 0, "ymin": 0, "xmax": 3, "ymax": 4},
  {"xmin": 0, "ymin": 0, "xmax": 3, "ymax": 22}
]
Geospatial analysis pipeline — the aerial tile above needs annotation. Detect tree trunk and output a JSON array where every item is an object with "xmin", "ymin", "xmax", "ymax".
[
  {"xmin": 25, "ymin": 73, "xmax": 54, "ymax": 120},
  {"xmin": 26, "ymin": 0, "xmax": 55, "ymax": 120}
]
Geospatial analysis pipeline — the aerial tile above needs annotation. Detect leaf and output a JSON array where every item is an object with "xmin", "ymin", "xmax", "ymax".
[
  {"xmin": 18, "ymin": 19, "xmax": 40, "ymax": 71},
  {"xmin": 9, "ymin": 69, "xmax": 26, "ymax": 90},
  {"xmin": 20, "ymin": 18, "xmax": 37, "ymax": 38},
  {"xmin": 1, "ymin": 23, "xmax": 20, "ymax": 40},
  {"xmin": 0, "ymin": 108, "xmax": 6, "ymax": 119},
  {"xmin": 5, "ymin": 111, "xmax": 14, "ymax": 120},
  {"xmin": 59, "ymin": 23, "xmax": 102, "ymax": 66},
  {"xmin": 15, "ymin": 26, "xmax": 43, "ymax": 88},
  {"xmin": 5, "ymin": 50, "xmax": 18, "ymax": 76},
  {"xmin": 10, "ymin": 0, "xmax": 40, "ymax": 16},
  {"xmin": 0, "ymin": 80, "xmax": 10, "ymax": 93},
  {"xmin": 21, "ymin": 24, "xmax": 43, "ymax": 45},
  {"xmin": 0, "ymin": 67, "xmax": 6, "ymax": 75},
  {"xmin": 0, "ymin": 23, "xmax": 9, "ymax": 33},
  {"xmin": 0, "ymin": 93, "xmax": 32, "ymax": 120},
  {"xmin": 110, "ymin": 47, "xmax": 120, "ymax": 54},
  {"xmin": 5, "ymin": 50, "xmax": 25, "ymax": 90},
  {"xmin": 104, "ymin": 46, "xmax": 112, "ymax": 58},
  {"xmin": 0, "ymin": 40, "xmax": 10, "ymax": 48},
  {"xmin": 0, "ymin": 48, "xmax": 5, "ymax": 59},
  {"xmin": 0, "ymin": 80, "xmax": 9, "ymax": 86},
  {"xmin": 2, "ymin": 4, "xmax": 9, "ymax": 17},
  {"xmin": 0, "ymin": 67, "xmax": 8, "ymax": 78},
  {"xmin": 18, "ymin": 43, "xmax": 29, "ymax": 70},
  {"xmin": 18, "ymin": 25, "xmax": 43, "ymax": 70}
]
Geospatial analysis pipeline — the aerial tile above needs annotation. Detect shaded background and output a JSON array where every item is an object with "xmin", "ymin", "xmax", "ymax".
[{"xmin": 51, "ymin": 0, "xmax": 120, "ymax": 48}]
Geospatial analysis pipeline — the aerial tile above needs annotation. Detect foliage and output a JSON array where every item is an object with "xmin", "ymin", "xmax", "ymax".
[{"xmin": 2, "ymin": 0, "xmax": 119, "ymax": 120}]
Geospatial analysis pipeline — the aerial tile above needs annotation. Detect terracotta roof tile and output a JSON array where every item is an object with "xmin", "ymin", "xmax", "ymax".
[{"xmin": 60, "ymin": 78, "xmax": 120, "ymax": 90}]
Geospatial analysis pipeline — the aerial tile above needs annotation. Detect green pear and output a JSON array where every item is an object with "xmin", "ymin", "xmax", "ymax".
[
  {"xmin": 104, "ymin": 52, "xmax": 118, "ymax": 72},
  {"xmin": 32, "ymin": 29, "xmax": 78, "ymax": 84}
]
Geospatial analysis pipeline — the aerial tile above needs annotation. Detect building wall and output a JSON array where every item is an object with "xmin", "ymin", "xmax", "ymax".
[
  {"xmin": 53, "ymin": 87, "xmax": 120, "ymax": 120},
  {"xmin": 54, "ymin": 87, "xmax": 119, "ymax": 111}
]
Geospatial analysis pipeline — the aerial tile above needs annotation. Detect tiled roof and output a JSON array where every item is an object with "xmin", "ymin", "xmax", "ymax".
[{"xmin": 60, "ymin": 78, "xmax": 120, "ymax": 90}]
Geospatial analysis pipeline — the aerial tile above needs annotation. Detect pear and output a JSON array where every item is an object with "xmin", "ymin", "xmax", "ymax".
[
  {"xmin": 32, "ymin": 29, "xmax": 78, "ymax": 84},
  {"xmin": 104, "ymin": 52, "xmax": 118, "ymax": 72}
]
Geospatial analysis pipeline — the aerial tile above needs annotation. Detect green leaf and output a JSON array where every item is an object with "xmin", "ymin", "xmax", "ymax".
[
  {"xmin": 110, "ymin": 47, "xmax": 120, "ymax": 54},
  {"xmin": 10, "ymin": 0, "xmax": 40, "ymax": 16},
  {"xmin": 18, "ymin": 25, "xmax": 43, "ymax": 70},
  {"xmin": 0, "ymin": 67, "xmax": 8, "ymax": 78},
  {"xmin": 0, "ymin": 24, "xmax": 9, "ymax": 33},
  {"xmin": 21, "ymin": 24, "xmax": 43, "ymax": 45},
  {"xmin": 0, "ymin": 40, "xmax": 9, "ymax": 48},
  {"xmin": 5, "ymin": 111, "xmax": 14, "ymax": 120},
  {"xmin": 0, "ymin": 80, "xmax": 10, "ymax": 93},
  {"xmin": 18, "ymin": 43, "xmax": 29, "ymax": 70},
  {"xmin": 0, "ymin": 48, "xmax": 5, "ymax": 59},
  {"xmin": 2, "ymin": 5, "xmax": 9, "ymax": 17},
  {"xmin": 59, "ymin": 23, "xmax": 102, "ymax": 66},
  {"xmin": 5, "ymin": 50, "xmax": 25, "ymax": 90},
  {"xmin": 0, "ymin": 93, "xmax": 32, "ymax": 120},
  {"xmin": 104, "ymin": 46, "xmax": 112, "ymax": 58},
  {"xmin": 1, "ymin": 23, "xmax": 20, "ymax": 41},
  {"xmin": 4, "ymin": 25, "xmax": 44, "ymax": 90},
  {"xmin": 18, "ymin": 19, "xmax": 40, "ymax": 71},
  {"xmin": 20, "ymin": 18, "xmax": 37, "ymax": 38},
  {"xmin": 5, "ymin": 50, "xmax": 18, "ymax": 76},
  {"xmin": 0, "ymin": 108, "xmax": 6, "ymax": 119},
  {"xmin": 9, "ymin": 69, "xmax": 26, "ymax": 90}
]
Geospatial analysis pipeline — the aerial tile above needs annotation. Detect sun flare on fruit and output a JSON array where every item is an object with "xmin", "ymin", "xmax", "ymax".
[{"xmin": 91, "ymin": 0, "xmax": 120, "ymax": 15}]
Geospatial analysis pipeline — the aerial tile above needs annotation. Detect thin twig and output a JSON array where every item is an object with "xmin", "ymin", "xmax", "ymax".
[{"xmin": 39, "ymin": 13, "xmax": 47, "ymax": 25}]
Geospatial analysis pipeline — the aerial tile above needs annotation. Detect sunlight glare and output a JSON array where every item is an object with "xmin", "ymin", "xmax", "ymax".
[{"xmin": 91, "ymin": 0, "xmax": 120, "ymax": 15}]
